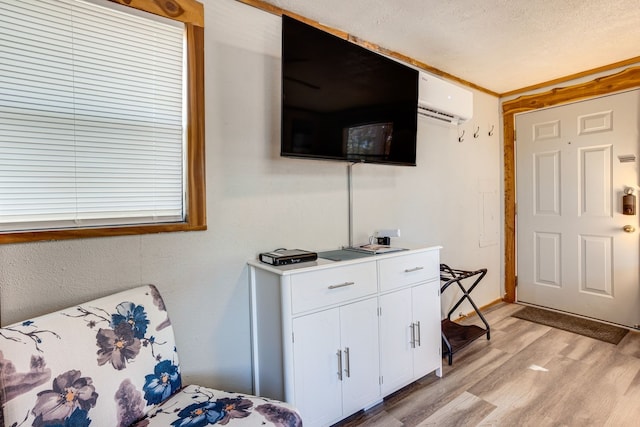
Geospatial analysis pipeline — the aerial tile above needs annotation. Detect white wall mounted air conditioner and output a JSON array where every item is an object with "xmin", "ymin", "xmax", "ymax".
[{"xmin": 418, "ymin": 72, "xmax": 473, "ymax": 125}]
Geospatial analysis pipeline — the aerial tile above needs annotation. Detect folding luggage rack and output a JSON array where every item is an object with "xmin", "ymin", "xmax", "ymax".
[{"xmin": 440, "ymin": 264, "xmax": 490, "ymax": 365}]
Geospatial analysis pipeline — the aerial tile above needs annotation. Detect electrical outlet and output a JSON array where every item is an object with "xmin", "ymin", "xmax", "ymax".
[{"xmin": 376, "ymin": 228, "xmax": 401, "ymax": 238}]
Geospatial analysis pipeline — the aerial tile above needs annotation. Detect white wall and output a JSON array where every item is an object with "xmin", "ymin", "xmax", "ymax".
[{"xmin": 0, "ymin": 0, "xmax": 502, "ymax": 394}]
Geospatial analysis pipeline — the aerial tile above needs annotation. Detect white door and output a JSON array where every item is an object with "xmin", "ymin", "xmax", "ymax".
[
  {"xmin": 379, "ymin": 287, "xmax": 414, "ymax": 395},
  {"xmin": 412, "ymin": 282, "xmax": 441, "ymax": 378},
  {"xmin": 292, "ymin": 308, "xmax": 342, "ymax": 426},
  {"xmin": 516, "ymin": 89, "xmax": 640, "ymax": 328},
  {"xmin": 339, "ymin": 297, "xmax": 380, "ymax": 416}
]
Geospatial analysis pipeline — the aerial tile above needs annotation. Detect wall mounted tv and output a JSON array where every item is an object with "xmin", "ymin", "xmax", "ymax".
[{"xmin": 281, "ymin": 16, "xmax": 419, "ymax": 166}]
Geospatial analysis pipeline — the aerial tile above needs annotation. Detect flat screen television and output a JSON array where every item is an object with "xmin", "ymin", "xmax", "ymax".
[{"xmin": 281, "ymin": 16, "xmax": 419, "ymax": 166}]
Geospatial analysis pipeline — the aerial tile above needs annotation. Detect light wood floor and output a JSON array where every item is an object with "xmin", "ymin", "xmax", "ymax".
[{"xmin": 334, "ymin": 303, "xmax": 640, "ymax": 427}]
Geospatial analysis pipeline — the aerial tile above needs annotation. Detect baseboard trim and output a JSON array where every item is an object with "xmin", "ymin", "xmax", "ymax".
[{"xmin": 454, "ymin": 298, "xmax": 504, "ymax": 320}]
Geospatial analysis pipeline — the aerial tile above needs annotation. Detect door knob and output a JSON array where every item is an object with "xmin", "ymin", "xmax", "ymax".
[{"xmin": 623, "ymin": 225, "xmax": 636, "ymax": 233}]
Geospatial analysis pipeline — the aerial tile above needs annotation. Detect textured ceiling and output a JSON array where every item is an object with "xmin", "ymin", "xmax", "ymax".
[{"xmin": 257, "ymin": 0, "xmax": 640, "ymax": 94}]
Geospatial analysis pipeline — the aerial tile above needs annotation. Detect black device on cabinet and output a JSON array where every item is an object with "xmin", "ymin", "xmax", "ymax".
[{"xmin": 281, "ymin": 15, "xmax": 419, "ymax": 166}]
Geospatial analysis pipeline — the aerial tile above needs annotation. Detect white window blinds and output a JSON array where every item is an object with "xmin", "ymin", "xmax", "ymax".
[{"xmin": 0, "ymin": 0, "xmax": 185, "ymax": 232}]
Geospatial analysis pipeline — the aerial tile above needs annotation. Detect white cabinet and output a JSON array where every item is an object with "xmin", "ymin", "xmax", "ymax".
[
  {"xmin": 379, "ymin": 287, "xmax": 413, "ymax": 392},
  {"xmin": 292, "ymin": 297, "xmax": 379, "ymax": 426},
  {"xmin": 412, "ymin": 282, "xmax": 442, "ymax": 379},
  {"xmin": 378, "ymin": 251, "xmax": 442, "ymax": 395},
  {"xmin": 249, "ymin": 246, "xmax": 441, "ymax": 427},
  {"xmin": 337, "ymin": 297, "xmax": 381, "ymax": 415},
  {"xmin": 379, "ymin": 282, "xmax": 441, "ymax": 395},
  {"xmin": 291, "ymin": 306, "xmax": 342, "ymax": 426}
]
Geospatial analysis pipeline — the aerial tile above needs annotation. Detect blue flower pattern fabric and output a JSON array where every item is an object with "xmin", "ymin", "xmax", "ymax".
[
  {"xmin": 172, "ymin": 401, "xmax": 226, "ymax": 427},
  {"xmin": 141, "ymin": 386, "xmax": 302, "ymax": 427},
  {"xmin": 170, "ymin": 395, "xmax": 253, "ymax": 427},
  {"xmin": 0, "ymin": 285, "xmax": 302, "ymax": 427},
  {"xmin": 143, "ymin": 360, "xmax": 182, "ymax": 405},
  {"xmin": 112, "ymin": 302, "xmax": 150, "ymax": 339}
]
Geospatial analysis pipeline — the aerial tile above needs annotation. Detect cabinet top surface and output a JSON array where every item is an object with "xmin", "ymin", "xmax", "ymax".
[{"xmin": 248, "ymin": 245, "xmax": 442, "ymax": 276}]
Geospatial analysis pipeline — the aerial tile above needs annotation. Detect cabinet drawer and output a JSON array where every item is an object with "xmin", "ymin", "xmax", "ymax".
[
  {"xmin": 290, "ymin": 263, "xmax": 377, "ymax": 314},
  {"xmin": 378, "ymin": 251, "xmax": 439, "ymax": 292}
]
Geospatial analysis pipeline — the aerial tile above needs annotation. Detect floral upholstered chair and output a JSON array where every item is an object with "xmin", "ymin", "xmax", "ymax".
[{"xmin": 0, "ymin": 285, "xmax": 302, "ymax": 427}]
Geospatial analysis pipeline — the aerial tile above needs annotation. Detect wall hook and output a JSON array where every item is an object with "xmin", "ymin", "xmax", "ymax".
[
  {"xmin": 458, "ymin": 130, "xmax": 465, "ymax": 143},
  {"xmin": 473, "ymin": 126, "xmax": 480, "ymax": 138},
  {"xmin": 488, "ymin": 125, "xmax": 495, "ymax": 136}
]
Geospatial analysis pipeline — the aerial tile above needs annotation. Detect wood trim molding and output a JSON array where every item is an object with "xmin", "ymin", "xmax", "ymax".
[
  {"xmin": 459, "ymin": 298, "xmax": 504, "ymax": 320},
  {"xmin": 1, "ymin": 223, "xmax": 207, "ymax": 244},
  {"xmin": 500, "ymin": 56, "xmax": 640, "ymax": 98},
  {"xmin": 502, "ymin": 66, "xmax": 640, "ymax": 303},
  {"xmin": 108, "ymin": 0, "xmax": 204, "ymax": 26},
  {"xmin": 186, "ymin": 23, "xmax": 207, "ymax": 228}
]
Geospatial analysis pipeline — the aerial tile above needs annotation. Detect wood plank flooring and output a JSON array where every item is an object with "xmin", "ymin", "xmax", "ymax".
[{"xmin": 333, "ymin": 303, "xmax": 640, "ymax": 427}]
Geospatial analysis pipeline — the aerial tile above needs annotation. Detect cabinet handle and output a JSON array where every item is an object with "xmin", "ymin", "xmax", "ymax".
[
  {"xmin": 410, "ymin": 323, "xmax": 416, "ymax": 348},
  {"xmin": 337, "ymin": 350, "xmax": 343, "ymax": 381},
  {"xmin": 344, "ymin": 347, "xmax": 350, "ymax": 378},
  {"xmin": 328, "ymin": 281, "xmax": 355, "ymax": 290},
  {"xmin": 415, "ymin": 321, "xmax": 421, "ymax": 347},
  {"xmin": 404, "ymin": 266, "xmax": 424, "ymax": 273}
]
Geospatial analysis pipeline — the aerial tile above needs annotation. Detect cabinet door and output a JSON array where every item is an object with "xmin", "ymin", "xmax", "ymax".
[
  {"xmin": 379, "ymin": 288, "xmax": 414, "ymax": 395},
  {"xmin": 292, "ymin": 309, "xmax": 342, "ymax": 427},
  {"xmin": 340, "ymin": 297, "xmax": 381, "ymax": 415},
  {"xmin": 411, "ymin": 282, "xmax": 442, "ymax": 378}
]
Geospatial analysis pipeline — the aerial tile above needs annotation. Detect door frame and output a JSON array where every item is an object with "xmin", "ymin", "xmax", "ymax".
[{"xmin": 502, "ymin": 66, "xmax": 640, "ymax": 302}]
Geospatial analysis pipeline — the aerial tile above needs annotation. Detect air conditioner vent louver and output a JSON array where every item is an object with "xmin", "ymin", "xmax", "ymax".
[
  {"xmin": 418, "ymin": 106, "xmax": 457, "ymax": 123},
  {"xmin": 418, "ymin": 73, "xmax": 473, "ymax": 126}
]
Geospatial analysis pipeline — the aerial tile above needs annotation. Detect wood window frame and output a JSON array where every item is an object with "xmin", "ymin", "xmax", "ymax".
[
  {"xmin": 1, "ymin": 0, "xmax": 206, "ymax": 244},
  {"xmin": 502, "ymin": 66, "xmax": 640, "ymax": 302}
]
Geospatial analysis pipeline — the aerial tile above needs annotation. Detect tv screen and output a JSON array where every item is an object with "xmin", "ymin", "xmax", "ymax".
[{"xmin": 281, "ymin": 16, "xmax": 419, "ymax": 166}]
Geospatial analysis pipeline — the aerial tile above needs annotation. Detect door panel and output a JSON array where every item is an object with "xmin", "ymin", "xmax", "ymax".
[
  {"xmin": 340, "ymin": 298, "xmax": 380, "ymax": 416},
  {"xmin": 379, "ymin": 288, "xmax": 413, "ymax": 395},
  {"xmin": 535, "ymin": 232, "xmax": 561, "ymax": 286},
  {"xmin": 579, "ymin": 146, "xmax": 611, "ymax": 217},
  {"xmin": 412, "ymin": 282, "xmax": 441, "ymax": 378},
  {"xmin": 516, "ymin": 89, "xmax": 640, "ymax": 328},
  {"xmin": 579, "ymin": 235, "xmax": 612, "ymax": 296},
  {"xmin": 292, "ymin": 309, "xmax": 342, "ymax": 426},
  {"xmin": 534, "ymin": 151, "xmax": 561, "ymax": 215}
]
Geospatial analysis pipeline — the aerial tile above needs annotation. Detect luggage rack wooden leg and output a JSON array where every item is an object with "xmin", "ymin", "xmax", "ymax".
[{"xmin": 440, "ymin": 263, "xmax": 490, "ymax": 365}]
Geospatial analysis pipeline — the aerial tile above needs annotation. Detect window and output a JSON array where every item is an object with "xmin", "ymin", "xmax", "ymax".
[{"xmin": 0, "ymin": 0, "xmax": 205, "ymax": 243}]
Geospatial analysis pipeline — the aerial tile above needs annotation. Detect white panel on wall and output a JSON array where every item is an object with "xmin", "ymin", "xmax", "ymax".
[
  {"xmin": 478, "ymin": 179, "xmax": 498, "ymax": 247},
  {"xmin": 579, "ymin": 235, "xmax": 613, "ymax": 296},
  {"xmin": 533, "ymin": 120, "xmax": 560, "ymax": 141},
  {"xmin": 578, "ymin": 110, "xmax": 613, "ymax": 135},
  {"xmin": 478, "ymin": 191, "xmax": 498, "ymax": 247},
  {"xmin": 534, "ymin": 151, "xmax": 561, "ymax": 216},
  {"xmin": 534, "ymin": 231, "xmax": 561, "ymax": 287},
  {"xmin": 579, "ymin": 145, "xmax": 612, "ymax": 217}
]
